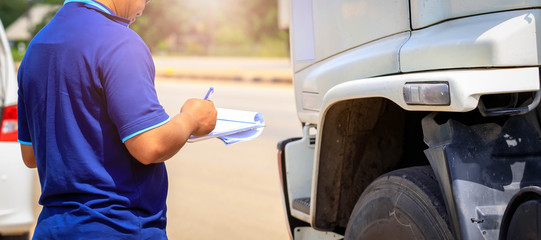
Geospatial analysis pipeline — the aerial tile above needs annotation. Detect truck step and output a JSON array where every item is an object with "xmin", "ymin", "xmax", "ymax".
[{"xmin": 292, "ymin": 197, "xmax": 311, "ymax": 215}]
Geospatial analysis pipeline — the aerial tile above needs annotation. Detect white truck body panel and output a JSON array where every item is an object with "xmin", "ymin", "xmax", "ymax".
[
  {"xmin": 295, "ymin": 33, "xmax": 409, "ymax": 124},
  {"xmin": 410, "ymin": 0, "xmax": 541, "ymax": 29},
  {"xmin": 285, "ymin": 126, "xmax": 315, "ymax": 223},
  {"xmin": 402, "ymin": 9, "xmax": 541, "ymax": 72},
  {"xmin": 320, "ymin": 68, "xmax": 540, "ymax": 117},
  {"xmin": 295, "ymin": 9, "xmax": 541, "ymax": 124},
  {"xmin": 290, "ymin": 0, "xmax": 409, "ymax": 72},
  {"xmin": 293, "ymin": 227, "xmax": 343, "ymax": 240}
]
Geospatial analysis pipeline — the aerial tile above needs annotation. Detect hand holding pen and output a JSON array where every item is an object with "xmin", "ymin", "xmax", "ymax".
[{"xmin": 179, "ymin": 87, "xmax": 217, "ymax": 136}]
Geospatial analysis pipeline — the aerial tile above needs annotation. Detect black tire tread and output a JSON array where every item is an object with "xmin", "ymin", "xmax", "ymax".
[
  {"xmin": 345, "ymin": 166, "xmax": 454, "ymax": 240},
  {"xmin": 380, "ymin": 166, "xmax": 451, "ymax": 227}
]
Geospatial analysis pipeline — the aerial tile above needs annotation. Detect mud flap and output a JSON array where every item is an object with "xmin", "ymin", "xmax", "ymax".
[{"xmin": 422, "ymin": 110, "xmax": 541, "ymax": 240}]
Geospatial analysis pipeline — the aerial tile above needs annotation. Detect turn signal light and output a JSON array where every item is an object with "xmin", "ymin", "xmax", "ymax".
[{"xmin": 403, "ymin": 82, "xmax": 450, "ymax": 106}]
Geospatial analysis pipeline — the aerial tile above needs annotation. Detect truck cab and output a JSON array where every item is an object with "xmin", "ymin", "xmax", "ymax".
[{"xmin": 278, "ymin": 1, "xmax": 541, "ymax": 239}]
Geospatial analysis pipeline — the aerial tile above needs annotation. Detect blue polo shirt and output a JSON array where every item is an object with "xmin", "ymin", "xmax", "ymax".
[{"xmin": 17, "ymin": 1, "xmax": 170, "ymax": 238}]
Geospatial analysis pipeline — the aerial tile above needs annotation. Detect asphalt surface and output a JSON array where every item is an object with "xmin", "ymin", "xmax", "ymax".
[{"xmin": 156, "ymin": 78, "xmax": 300, "ymax": 240}]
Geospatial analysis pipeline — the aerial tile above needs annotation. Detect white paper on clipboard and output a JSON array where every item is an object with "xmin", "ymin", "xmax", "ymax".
[{"xmin": 188, "ymin": 108, "xmax": 265, "ymax": 145}]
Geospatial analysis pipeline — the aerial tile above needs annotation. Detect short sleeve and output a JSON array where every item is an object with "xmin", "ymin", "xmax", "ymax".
[
  {"xmin": 17, "ymin": 71, "xmax": 32, "ymax": 145},
  {"xmin": 100, "ymin": 35, "xmax": 169, "ymax": 142}
]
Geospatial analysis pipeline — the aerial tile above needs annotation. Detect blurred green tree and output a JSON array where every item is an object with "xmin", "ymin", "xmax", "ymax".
[
  {"xmin": 234, "ymin": 0, "xmax": 283, "ymax": 41},
  {"xmin": 0, "ymin": 0, "xmax": 62, "ymax": 28},
  {"xmin": 131, "ymin": 0, "xmax": 190, "ymax": 52},
  {"xmin": 2, "ymin": 0, "xmax": 288, "ymax": 57},
  {"xmin": 0, "ymin": 0, "xmax": 27, "ymax": 27},
  {"xmin": 132, "ymin": 0, "xmax": 288, "ymax": 56}
]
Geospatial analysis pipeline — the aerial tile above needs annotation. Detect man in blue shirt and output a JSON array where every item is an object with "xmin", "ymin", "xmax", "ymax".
[{"xmin": 17, "ymin": 0, "xmax": 217, "ymax": 238}]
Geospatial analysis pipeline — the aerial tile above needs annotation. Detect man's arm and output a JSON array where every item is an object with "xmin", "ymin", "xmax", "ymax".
[
  {"xmin": 124, "ymin": 98, "xmax": 216, "ymax": 165},
  {"xmin": 20, "ymin": 144, "xmax": 37, "ymax": 168}
]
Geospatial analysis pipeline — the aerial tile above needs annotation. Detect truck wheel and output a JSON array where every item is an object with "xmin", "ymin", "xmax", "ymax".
[{"xmin": 345, "ymin": 166, "xmax": 454, "ymax": 240}]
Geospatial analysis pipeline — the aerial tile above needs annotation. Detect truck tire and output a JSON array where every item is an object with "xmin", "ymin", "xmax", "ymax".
[{"xmin": 345, "ymin": 166, "xmax": 454, "ymax": 240}]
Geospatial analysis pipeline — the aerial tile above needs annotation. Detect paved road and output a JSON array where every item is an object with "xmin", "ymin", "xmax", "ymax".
[{"xmin": 156, "ymin": 78, "xmax": 301, "ymax": 239}]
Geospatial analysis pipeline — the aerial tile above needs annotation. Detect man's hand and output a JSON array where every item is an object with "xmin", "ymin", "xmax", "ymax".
[{"xmin": 180, "ymin": 98, "xmax": 217, "ymax": 136}]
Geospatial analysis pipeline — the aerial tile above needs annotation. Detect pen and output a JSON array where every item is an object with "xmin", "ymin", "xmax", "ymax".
[{"xmin": 203, "ymin": 87, "xmax": 214, "ymax": 100}]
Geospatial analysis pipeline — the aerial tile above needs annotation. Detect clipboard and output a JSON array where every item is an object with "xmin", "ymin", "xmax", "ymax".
[{"xmin": 188, "ymin": 108, "xmax": 265, "ymax": 145}]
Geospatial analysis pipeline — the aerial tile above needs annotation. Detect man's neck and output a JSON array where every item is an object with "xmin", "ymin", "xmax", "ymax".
[{"xmin": 94, "ymin": 0, "xmax": 117, "ymax": 15}]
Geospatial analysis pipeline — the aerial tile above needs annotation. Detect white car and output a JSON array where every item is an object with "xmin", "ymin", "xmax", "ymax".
[{"xmin": 0, "ymin": 18, "xmax": 34, "ymax": 239}]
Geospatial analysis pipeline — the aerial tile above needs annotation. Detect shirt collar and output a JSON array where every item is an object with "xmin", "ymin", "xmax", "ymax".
[
  {"xmin": 63, "ymin": 0, "xmax": 111, "ymax": 14},
  {"xmin": 63, "ymin": 0, "xmax": 130, "ymax": 27}
]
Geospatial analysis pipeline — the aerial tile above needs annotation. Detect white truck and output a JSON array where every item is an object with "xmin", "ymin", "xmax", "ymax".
[{"xmin": 277, "ymin": 1, "xmax": 541, "ymax": 239}]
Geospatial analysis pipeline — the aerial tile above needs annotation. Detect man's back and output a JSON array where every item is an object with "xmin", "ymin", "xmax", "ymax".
[{"xmin": 17, "ymin": 2, "xmax": 169, "ymax": 238}]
